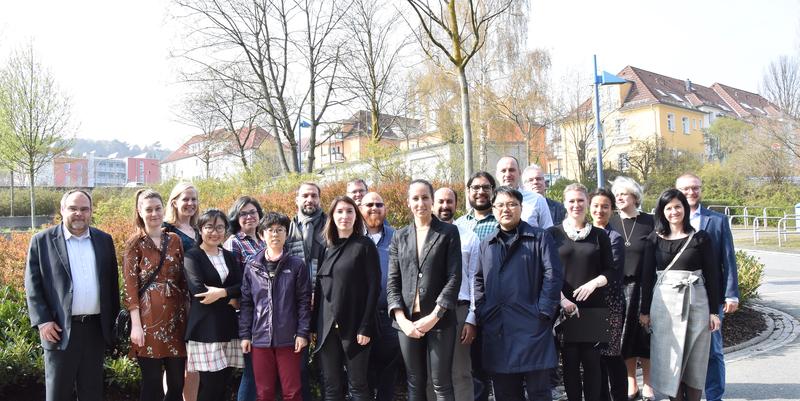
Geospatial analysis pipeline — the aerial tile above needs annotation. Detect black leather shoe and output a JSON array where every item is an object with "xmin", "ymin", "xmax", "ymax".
[{"xmin": 627, "ymin": 390, "xmax": 641, "ymax": 401}]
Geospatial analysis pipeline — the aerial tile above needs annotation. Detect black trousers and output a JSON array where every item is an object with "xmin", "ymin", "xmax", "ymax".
[
  {"xmin": 600, "ymin": 355, "xmax": 628, "ymax": 401},
  {"xmin": 318, "ymin": 327, "xmax": 371, "ymax": 401},
  {"xmin": 491, "ymin": 369, "xmax": 551, "ymax": 401},
  {"xmin": 137, "ymin": 356, "xmax": 186, "ymax": 401},
  {"xmin": 397, "ymin": 324, "xmax": 456, "ymax": 401},
  {"xmin": 562, "ymin": 342, "xmax": 603, "ymax": 401},
  {"xmin": 368, "ymin": 313, "xmax": 403, "ymax": 401},
  {"xmin": 471, "ymin": 326, "xmax": 491, "ymax": 401},
  {"xmin": 43, "ymin": 317, "xmax": 105, "ymax": 401},
  {"xmin": 198, "ymin": 367, "xmax": 234, "ymax": 401}
]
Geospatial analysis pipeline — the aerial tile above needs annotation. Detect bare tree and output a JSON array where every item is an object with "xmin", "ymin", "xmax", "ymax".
[
  {"xmin": 493, "ymin": 50, "xmax": 552, "ymax": 165},
  {"xmin": 175, "ymin": 0, "xmax": 348, "ymax": 174},
  {"xmin": 0, "ymin": 45, "xmax": 72, "ymax": 228},
  {"xmin": 404, "ymin": 0, "xmax": 514, "ymax": 184},
  {"xmin": 761, "ymin": 55, "xmax": 800, "ymax": 119},
  {"xmin": 342, "ymin": 0, "xmax": 411, "ymax": 141},
  {"xmin": 625, "ymin": 136, "xmax": 663, "ymax": 183},
  {"xmin": 554, "ymin": 71, "xmax": 596, "ymax": 182},
  {"xmin": 176, "ymin": 92, "xmax": 223, "ymax": 179}
]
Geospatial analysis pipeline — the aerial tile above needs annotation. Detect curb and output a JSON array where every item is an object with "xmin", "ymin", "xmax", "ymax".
[{"xmin": 725, "ymin": 303, "xmax": 800, "ymax": 363}]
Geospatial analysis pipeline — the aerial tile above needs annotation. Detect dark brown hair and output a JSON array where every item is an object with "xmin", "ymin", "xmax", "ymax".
[{"xmin": 323, "ymin": 196, "xmax": 365, "ymax": 243}]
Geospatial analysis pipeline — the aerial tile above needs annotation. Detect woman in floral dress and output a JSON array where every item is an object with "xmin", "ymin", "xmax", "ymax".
[{"xmin": 124, "ymin": 189, "xmax": 189, "ymax": 401}]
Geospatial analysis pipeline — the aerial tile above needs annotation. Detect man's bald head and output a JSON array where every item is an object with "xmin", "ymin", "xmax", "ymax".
[{"xmin": 433, "ymin": 187, "xmax": 457, "ymax": 223}]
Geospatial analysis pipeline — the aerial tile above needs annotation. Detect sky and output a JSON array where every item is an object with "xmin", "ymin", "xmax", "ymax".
[{"xmin": 1, "ymin": 0, "xmax": 798, "ymax": 151}]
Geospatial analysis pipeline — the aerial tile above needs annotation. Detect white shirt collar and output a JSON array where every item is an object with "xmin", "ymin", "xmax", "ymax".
[{"xmin": 63, "ymin": 224, "xmax": 91, "ymax": 241}]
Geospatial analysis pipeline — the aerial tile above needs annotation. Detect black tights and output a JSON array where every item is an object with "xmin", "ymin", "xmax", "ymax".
[
  {"xmin": 670, "ymin": 382, "xmax": 702, "ymax": 401},
  {"xmin": 137, "ymin": 357, "xmax": 186, "ymax": 401},
  {"xmin": 198, "ymin": 367, "xmax": 233, "ymax": 401},
  {"xmin": 600, "ymin": 355, "xmax": 627, "ymax": 401},
  {"xmin": 562, "ymin": 342, "xmax": 603, "ymax": 401}
]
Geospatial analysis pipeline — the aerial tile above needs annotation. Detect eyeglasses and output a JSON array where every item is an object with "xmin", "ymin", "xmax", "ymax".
[
  {"xmin": 492, "ymin": 202, "xmax": 520, "ymax": 210},
  {"xmin": 239, "ymin": 210, "xmax": 259, "ymax": 218},
  {"xmin": 678, "ymin": 186, "xmax": 702, "ymax": 193},
  {"xmin": 202, "ymin": 225, "xmax": 226, "ymax": 233},
  {"xmin": 469, "ymin": 185, "xmax": 493, "ymax": 193},
  {"xmin": 362, "ymin": 202, "xmax": 384, "ymax": 208},
  {"xmin": 265, "ymin": 227, "xmax": 286, "ymax": 235}
]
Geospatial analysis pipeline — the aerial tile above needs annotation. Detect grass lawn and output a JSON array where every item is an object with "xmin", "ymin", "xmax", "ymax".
[{"xmin": 732, "ymin": 223, "xmax": 800, "ymax": 253}]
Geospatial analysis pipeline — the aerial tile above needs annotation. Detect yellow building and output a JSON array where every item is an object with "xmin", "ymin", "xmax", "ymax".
[{"xmin": 552, "ymin": 66, "xmax": 781, "ymax": 180}]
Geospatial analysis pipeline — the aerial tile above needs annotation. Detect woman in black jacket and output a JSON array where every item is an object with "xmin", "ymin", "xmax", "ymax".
[
  {"xmin": 184, "ymin": 209, "xmax": 243, "ymax": 401},
  {"xmin": 313, "ymin": 196, "xmax": 381, "ymax": 401},
  {"xmin": 387, "ymin": 179, "xmax": 462, "ymax": 401}
]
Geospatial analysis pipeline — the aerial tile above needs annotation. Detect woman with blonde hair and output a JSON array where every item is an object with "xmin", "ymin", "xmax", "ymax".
[{"xmin": 124, "ymin": 189, "xmax": 189, "ymax": 401}]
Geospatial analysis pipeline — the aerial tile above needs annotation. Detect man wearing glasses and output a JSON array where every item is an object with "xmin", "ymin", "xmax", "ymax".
[
  {"xmin": 473, "ymin": 186, "xmax": 563, "ymax": 401},
  {"xmin": 359, "ymin": 192, "xmax": 400, "ymax": 401},
  {"xmin": 675, "ymin": 173, "xmax": 739, "ymax": 401},
  {"xmin": 347, "ymin": 179, "xmax": 369, "ymax": 205}
]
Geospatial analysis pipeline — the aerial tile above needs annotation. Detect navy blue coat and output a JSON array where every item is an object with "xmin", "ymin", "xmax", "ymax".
[
  {"xmin": 474, "ymin": 221, "xmax": 563, "ymax": 374},
  {"xmin": 699, "ymin": 206, "xmax": 739, "ymax": 303}
]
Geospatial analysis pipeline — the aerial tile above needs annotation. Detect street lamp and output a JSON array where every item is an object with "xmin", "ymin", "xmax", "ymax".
[{"xmin": 592, "ymin": 55, "xmax": 626, "ymax": 188}]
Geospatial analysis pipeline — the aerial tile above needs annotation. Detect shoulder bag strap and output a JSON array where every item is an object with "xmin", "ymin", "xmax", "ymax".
[
  {"xmin": 656, "ymin": 231, "xmax": 695, "ymax": 285},
  {"xmin": 137, "ymin": 233, "xmax": 170, "ymax": 298}
]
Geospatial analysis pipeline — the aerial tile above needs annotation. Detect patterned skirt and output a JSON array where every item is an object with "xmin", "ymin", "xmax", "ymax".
[
  {"xmin": 599, "ymin": 284, "xmax": 626, "ymax": 356},
  {"xmin": 186, "ymin": 339, "xmax": 244, "ymax": 372}
]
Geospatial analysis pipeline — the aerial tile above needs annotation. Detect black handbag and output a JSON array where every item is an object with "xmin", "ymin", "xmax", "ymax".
[{"xmin": 113, "ymin": 234, "xmax": 169, "ymax": 344}]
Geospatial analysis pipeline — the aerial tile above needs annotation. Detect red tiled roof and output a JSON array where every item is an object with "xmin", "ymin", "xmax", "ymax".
[
  {"xmin": 711, "ymin": 83, "xmax": 782, "ymax": 118},
  {"xmin": 162, "ymin": 126, "xmax": 273, "ymax": 163}
]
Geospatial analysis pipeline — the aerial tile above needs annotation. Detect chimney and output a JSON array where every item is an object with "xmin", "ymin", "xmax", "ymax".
[{"xmin": 685, "ymin": 79, "xmax": 693, "ymax": 92}]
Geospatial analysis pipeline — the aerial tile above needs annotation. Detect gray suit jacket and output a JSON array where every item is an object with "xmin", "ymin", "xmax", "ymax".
[{"xmin": 24, "ymin": 224, "xmax": 120, "ymax": 350}]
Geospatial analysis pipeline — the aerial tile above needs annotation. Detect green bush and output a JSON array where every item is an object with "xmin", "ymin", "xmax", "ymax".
[
  {"xmin": 0, "ymin": 285, "xmax": 43, "ymax": 393},
  {"xmin": 735, "ymin": 250, "xmax": 764, "ymax": 305},
  {"xmin": 0, "ymin": 188, "xmax": 63, "ymax": 217},
  {"xmin": 104, "ymin": 356, "xmax": 140, "ymax": 394}
]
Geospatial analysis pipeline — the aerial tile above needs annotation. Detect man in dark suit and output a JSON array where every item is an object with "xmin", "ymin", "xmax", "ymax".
[
  {"xmin": 676, "ymin": 173, "xmax": 740, "ymax": 401},
  {"xmin": 24, "ymin": 189, "xmax": 120, "ymax": 401},
  {"xmin": 522, "ymin": 164, "xmax": 566, "ymax": 226}
]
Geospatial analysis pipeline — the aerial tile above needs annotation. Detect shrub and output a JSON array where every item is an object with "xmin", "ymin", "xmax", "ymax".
[
  {"xmin": 104, "ymin": 356, "xmax": 140, "ymax": 394},
  {"xmin": 0, "ymin": 285, "xmax": 44, "ymax": 393},
  {"xmin": 736, "ymin": 250, "xmax": 764, "ymax": 305},
  {"xmin": 0, "ymin": 188, "xmax": 64, "ymax": 217}
]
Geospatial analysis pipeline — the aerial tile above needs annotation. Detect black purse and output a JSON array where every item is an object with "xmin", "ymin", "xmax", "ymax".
[{"xmin": 113, "ymin": 234, "xmax": 169, "ymax": 344}]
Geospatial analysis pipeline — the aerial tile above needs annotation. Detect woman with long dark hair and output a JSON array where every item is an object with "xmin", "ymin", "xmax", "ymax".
[
  {"xmin": 313, "ymin": 196, "xmax": 380, "ymax": 401},
  {"xmin": 124, "ymin": 189, "xmax": 188, "ymax": 401},
  {"xmin": 387, "ymin": 179, "xmax": 462, "ymax": 401},
  {"xmin": 639, "ymin": 189, "xmax": 720, "ymax": 401}
]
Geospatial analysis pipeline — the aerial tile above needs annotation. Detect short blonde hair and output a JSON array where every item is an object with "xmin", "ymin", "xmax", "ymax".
[
  {"xmin": 610, "ymin": 176, "xmax": 643, "ymax": 207},
  {"xmin": 165, "ymin": 182, "xmax": 199, "ymax": 227},
  {"xmin": 562, "ymin": 183, "xmax": 588, "ymax": 201}
]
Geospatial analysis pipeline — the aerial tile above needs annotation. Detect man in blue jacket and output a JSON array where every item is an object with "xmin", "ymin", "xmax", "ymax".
[
  {"xmin": 473, "ymin": 186, "xmax": 563, "ymax": 401},
  {"xmin": 676, "ymin": 173, "xmax": 740, "ymax": 401}
]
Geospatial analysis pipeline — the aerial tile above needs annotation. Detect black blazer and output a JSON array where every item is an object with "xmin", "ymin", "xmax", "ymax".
[
  {"xmin": 24, "ymin": 225, "xmax": 120, "ymax": 350},
  {"xmin": 312, "ymin": 234, "xmax": 380, "ymax": 359},
  {"xmin": 386, "ymin": 216, "xmax": 462, "ymax": 330},
  {"xmin": 184, "ymin": 247, "xmax": 242, "ymax": 342}
]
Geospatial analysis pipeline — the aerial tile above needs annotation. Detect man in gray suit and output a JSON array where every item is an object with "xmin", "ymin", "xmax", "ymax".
[{"xmin": 24, "ymin": 189, "xmax": 120, "ymax": 401}]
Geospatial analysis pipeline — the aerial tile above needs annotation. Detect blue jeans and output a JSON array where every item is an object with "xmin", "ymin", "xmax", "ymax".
[
  {"xmin": 705, "ymin": 305, "xmax": 726, "ymax": 401},
  {"xmin": 237, "ymin": 353, "xmax": 256, "ymax": 401}
]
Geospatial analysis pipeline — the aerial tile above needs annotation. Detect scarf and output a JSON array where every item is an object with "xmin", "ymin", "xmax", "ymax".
[{"xmin": 562, "ymin": 218, "xmax": 592, "ymax": 241}]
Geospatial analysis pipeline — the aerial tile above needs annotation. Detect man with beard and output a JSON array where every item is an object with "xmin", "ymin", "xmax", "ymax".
[
  {"xmin": 25, "ymin": 190, "xmax": 120, "ymax": 401},
  {"xmin": 359, "ymin": 192, "xmax": 401, "ymax": 401},
  {"xmin": 521, "ymin": 164, "xmax": 566, "ymax": 226},
  {"xmin": 286, "ymin": 182, "xmax": 327, "ymax": 401},
  {"xmin": 496, "ymin": 156, "xmax": 553, "ymax": 229},
  {"xmin": 347, "ymin": 179, "xmax": 369, "ymax": 205},
  {"xmin": 430, "ymin": 187, "xmax": 478, "ymax": 401},
  {"xmin": 454, "ymin": 171, "xmax": 497, "ymax": 401}
]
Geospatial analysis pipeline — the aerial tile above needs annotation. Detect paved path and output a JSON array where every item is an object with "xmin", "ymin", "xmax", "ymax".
[{"xmin": 718, "ymin": 249, "xmax": 800, "ymax": 401}]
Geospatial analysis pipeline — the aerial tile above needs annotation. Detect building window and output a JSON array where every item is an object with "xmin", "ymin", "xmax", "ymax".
[
  {"xmin": 682, "ymin": 117, "xmax": 690, "ymax": 134},
  {"xmin": 618, "ymin": 153, "xmax": 629, "ymax": 172},
  {"xmin": 667, "ymin": 113, "xmax": 675, "ymax": 132}
]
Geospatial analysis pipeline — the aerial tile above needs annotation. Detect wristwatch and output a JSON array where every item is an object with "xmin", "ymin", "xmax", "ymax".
[{"xmin": 435, "ymin": 308, "xmax": 447, "ymax": 319}]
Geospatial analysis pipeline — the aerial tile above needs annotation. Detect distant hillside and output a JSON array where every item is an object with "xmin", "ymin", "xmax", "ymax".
[{"xmin": 67, "ymin": 138, "xmax": 172, "ymax": 160}]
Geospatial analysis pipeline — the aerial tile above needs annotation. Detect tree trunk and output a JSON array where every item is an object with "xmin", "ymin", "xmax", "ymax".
[
  {"xmin": 268, "ymin": 112, "xmax": 290, "ymax": 173},
  {"xmin": 28, "ymin": 168, "xmax": 35, "ymax": 229},
  {"xmin": 457, "ymin": 66, "xmax": 474, "ymax": 185},
  {"xmin": 10, "ymin": 171, "xmax": 14, "ymax": 217}
]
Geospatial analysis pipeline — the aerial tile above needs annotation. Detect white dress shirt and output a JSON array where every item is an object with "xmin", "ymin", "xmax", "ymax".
[
  {"xmin": 457, "ymin": 224, "xmax": 480, "ymax": 325},
  {"xmin": 520, "ymin": 188, "xmax": 554, "ymax": 229},
  {"xmin": 64, "ymin": 225, "xmax": 100, "ymax": 316}
]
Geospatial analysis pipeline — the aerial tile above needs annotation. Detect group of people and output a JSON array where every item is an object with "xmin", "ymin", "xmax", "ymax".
[{"xmin": 24, "ymin": 155, "xmax": 739, "ymax": 401}]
